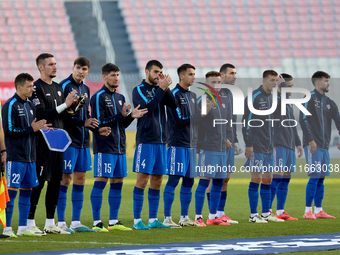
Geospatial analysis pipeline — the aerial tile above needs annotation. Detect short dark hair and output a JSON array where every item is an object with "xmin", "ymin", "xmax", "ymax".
[
  {"xmin": 145, "ymin": 60, "xmax": 163, "ymax": 71},
  {"xmin": 15, "ymin": 73, "xmax": 34, "ymax": 89},
  {"xmin": 220, "ymin": 63, "xmax": 235, "ymax": 74},
  {"xmin": 177, "ymin": 63, "xmax": 195, "ymax": 79},
  {"xmin": 101, "ymin": 63, "xmax": 120, "ymax": 75},
  {"xmin": 74, "ymin": 57, "xmax": 91, "ymax": 69},
  {"xmin": 281, "ymin": 73, "xmax": 293, "ymax": 82},
  {"xmin": 263, "ymin": 70, "xmax": 278, "ymax": 78},
  {"xmin": 205, "ymin": 71, "xmax": 221, "ymax": 78},
  {"xmin": 36, "ymin": 53, "xmax": 54, "ymax": 67},
  {"xmin": 311, "ymin": 71, "xmax": 330, "ymax": 85}
]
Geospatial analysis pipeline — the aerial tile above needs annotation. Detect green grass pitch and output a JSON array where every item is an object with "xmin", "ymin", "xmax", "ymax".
[{"xmin": 1, "ymin": 158, "xmax": 340, "ymax": 254}]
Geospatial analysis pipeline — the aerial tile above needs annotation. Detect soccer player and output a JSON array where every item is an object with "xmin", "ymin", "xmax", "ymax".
[
  {"xmin": 206, "ymin": 64, "xmax": 239, "ymax": 224},
  {"xmin": 28, "ymin": 53, "xmax": 78, "ymax": 234},
  {"xmin": 90, "ymin": 63, "xmax": 147, "ymax": 232},
  {"xmin": 300, "ymin": 71, "xmax": 340, "ymax": 220},
  {"xmin": 194, "ymin": 71, "xmax": 231, "ymax": 226},
  {"xmin": 271, "ymin": 73, "xmax": 303, "ymax": 220},
  {"xmin": 243, "ymin": 70, "xmax": 284, "ymax": 223},
  {"xmin": 57, "ymin": 57, "xmax": 111, "ymax": 233},
  {"xmin": 2, "ymin": 73, "xmax": 51, "ymax": 237},
  {"xmin": 132, "ymin": 60, "xmax": 176, "ymax": 230},
  {"xmin": 163, "ymin": 64, "xmax": 207, "ymax": 228}
]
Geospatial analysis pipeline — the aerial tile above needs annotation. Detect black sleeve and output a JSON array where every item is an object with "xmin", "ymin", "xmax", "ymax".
[{"xmin": 31, "ymin": 84, "xmax": 59, "ymax": 120}]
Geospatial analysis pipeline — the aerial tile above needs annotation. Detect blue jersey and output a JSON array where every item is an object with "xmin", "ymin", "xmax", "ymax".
[
  {"xmin": 90, "ymin": 85, "xmax": 134, "ymax": 154},
  {"xmin": 273, "ymin": 89, "xmax": 301, "ymax": 151},
  {"xmin": 242, "ymin": 85, "xmax": 274, "ymax": 154},
  {"xmin": 167, "ymin": 84, "xmax": 201, "ymax": 148},
  {"xmin": 132, "ymin": 80, "xmax": 177, "ymax": 145},
  {"xmin": 60, "ymin": 74, "xmax": 91, "ymax": 149},
  {"xmin": 2, "ymin": 93, "xmax": 37, "ymax": 163},
  {"xmin": 197, "ymin": 92, "xmax": 232, "ymax": 152},
  {"xmin": 299, "ymin": 89, "xmax": 340, "ymax": 149}
]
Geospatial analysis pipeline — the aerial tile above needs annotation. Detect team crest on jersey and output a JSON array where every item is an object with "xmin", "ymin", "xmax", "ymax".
[
  {"xmin": 327, "ymin": 104, "xmax": 330, "ymax": 109},
  {"xmin": 17, "ymin": 105, "xmax": 20, "ymax": 109},
  {"xmin": 222, "ymin": 103, "xmax": 225, "ymax": 108},
  {"xmin": 58, "ymin": 91, "xmax": 61, "ymax": 96},
  {"xmin": 118, "ymin": 100, "xmax": 122, "ymax": 105},
  {"xmin": 33, "ymin": 98, "xmax": 40, "ymax": 106},
  {"xmin": 192, "ymin": 98, "xmax": 195, "ymax": 103},
  {"xmin": 260, "ymin": 98, "xmax": 265, "ymax": 102},
  {"xmin": 30, "ymin": 110, "xmax": 33, "ymax": 115},
  {"xmin": 84, "ymin": 93, "xmax": 88, "ymax": 98}
]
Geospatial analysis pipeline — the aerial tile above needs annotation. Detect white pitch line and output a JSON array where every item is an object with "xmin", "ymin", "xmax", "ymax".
[{"xmin": 3, "ymin": 240, "xmax": 141, "ymax": 246}]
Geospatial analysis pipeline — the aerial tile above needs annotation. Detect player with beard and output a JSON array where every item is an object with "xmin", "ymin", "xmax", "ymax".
[
  {"xmin": 132, "ymin": 60, "xmax": 177, "ymax": 230},
  {"xmin": 90, "ymin": 63, "xmax": 147, "ymax": 232},
  {"xmin": 28, "ymin": 53, "xmax": 78, "ymax": 235},
  {"xmin": 300, "ymin": 71, "xmax": 340, "ymax": 220}
]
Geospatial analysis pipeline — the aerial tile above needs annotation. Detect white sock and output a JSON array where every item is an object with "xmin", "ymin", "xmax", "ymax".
[
  {"xmin": 93, "ymin": 220, "xmax": 101, "ymax": 226},
  {"xmin": 18, "ymin": 226, "xmax": 26, "ymax": 232},
  {"xmin": 217, "ymin": 211, "xmax": 224, "ymax": 218},
  {"xmin": 251, "ymin": 213, "xmax": 258, "ymax": 218},
  {"xmin": 208, "ymin": 213, "xmax": 216, "ymax": 220},
  {"xmin": 71, "ymin": 221, "xmax": 80, "ymax": 227},
  {"xmin": 149, "ymin": 218, "xmax": 157, "ymax": 223},
  {"xmin": 276, "ymin": 210, "xmax": 284, "ymax": 216},
  {"xmin": 57, "ymin": 221, "xmax": 66, "ymax": 228},
  {"xmin": 314, "ymin": 207, "xmax": 322, "ymax": 214},
  {"xmin": 305, "ymin": 206, "xmax": 312, "ymax": 213},
  {"xmin": 262, "ymin": 212, "xmax": 270, "ymax": 217},
  {"xmin": 27, "ymin": 219, "xmax": 35, "ymax": 228},
  {"xmin": 45, "ymin": 218, "xmax": 55, "ymax": 227},
  {"xmin": 180, "ymin": 215, "xmax": 188, "ymax": 222},
  {"xmin": 164, "ymin": 217, "xmax": 171, "ymax": 222},
  {"xmin": 195, "ymin": 215, "xmax": 203, "ymax": 220},
  {"xmin": 134, "ymin": 218, "xmax": 141, "ymax": 225},
  {"xmin": 109, "ymin": 220, "xmax": 118, "ymax": 225}
]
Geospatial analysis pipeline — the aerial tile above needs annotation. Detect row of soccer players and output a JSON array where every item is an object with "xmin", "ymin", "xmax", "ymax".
[{"xmin": 1, "ymin": 53, "xmax": 338, "ymax": 237}]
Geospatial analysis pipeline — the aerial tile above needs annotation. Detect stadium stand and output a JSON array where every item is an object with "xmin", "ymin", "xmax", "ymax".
[
  {"xmin": 119, "ymin": 0, "xmax": 340, "ymax": 77},
  {"xmin": 0, "ymin": 0, "xmax": 78, "ymax": 81}
]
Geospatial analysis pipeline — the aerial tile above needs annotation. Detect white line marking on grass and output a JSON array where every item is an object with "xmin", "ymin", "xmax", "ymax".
[{"xmin": 3, "ymin": 240, "xmax": 141, "ymax": 246}]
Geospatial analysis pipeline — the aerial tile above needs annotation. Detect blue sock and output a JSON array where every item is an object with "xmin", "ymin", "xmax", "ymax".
[
  {"xmin": 72, "ymin": 184, "xmax": 84, "ymax": 222},
  {"xmin": 180, "ymin": 178, "xmax": 194, "ymax": 216},
  {"xmin": 195, "ymin": 179, "xmax": 210, "ymax": 215},
  {"xmin": 18, "ymin": 189, "xmax": 32, "ymax": 227},
  {"xmin": 133, "ymin": 187, "xmax": 144, "ymax": 219},
  {"xmin": 248, "ymin": 182, "xmax": 259, "ymax": 214},
  {"xmin": 57, "ymin": 185, "xmax": 68, "ymax": 223},
  {"xmin": 305, "ymin": 175, "xmax": 319, "ymax": 207},
  {"xmin": 277, "ymin": 175, "xmax": 291, "ymax": 210},
  {"xmin": 148, "ymin": 188, "xmax": 160, "ymax": 219},
  {"xmin": 163, "ymin": 175, "xmax": 180, "ymax": 217},
  {"xmin": 6, "ymin": 190, "xmax": 17, "ymax": 228},
  {"xmin": 90, "ymin": 181, "xmax": 106, "ymax": 221},
  {"xmin": 109, "ymin": 182, "xmax": 123, "ymax": 221},
  {"xmin": 206, "ymin": 192, "xmax": 211, "ymax": 209},
  {"xmin": 260, "ymin": 183, "xmax": 271, "ymax": 214},
  {"xmin": 218, "ymin": 191, "xmax": 227, "ymax": 212},
  {"xmin": 314, "ymin": 178, "xmax": 325, "ymax": 208},
  {"xmin": 270, "ymin": 174, "xmax": 283, "ymax": 209},
  {"xmin": 210, "ymin": 179, "xmax": 223, "ymax": 215}
]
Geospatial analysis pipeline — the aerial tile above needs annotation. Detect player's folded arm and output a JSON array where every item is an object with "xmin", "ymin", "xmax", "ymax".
[{"xmin": 133, "ymin": 86, "xmax": 165, "ymax": 112}]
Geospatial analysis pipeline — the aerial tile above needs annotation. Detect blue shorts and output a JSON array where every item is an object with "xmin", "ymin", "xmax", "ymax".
[
  {"xmin": 133, "ymin": 143, "xmax": 167, "ymax": 175},
  {"xmin": 167, "ymin": 147, "xmax": 197, "ymax": 178},
  {"xmin": 304, "ymin": 146, "xmax": 330, "ymax": 177},
  {"xmin": 273, "ymin": 146, "xmax": 296, "ymax": 173},
  {"xmin": 197, "ymin": 150, "xmax": 228, "ymax": 179},
  {"xmin": 6, "ymin": 161, "xmax": 39, "ymax": 188},
  {"xmin": 93, "ymin": 153, "xmax": 127, "ymax": 178},
  {"xmin": 243, "ymin": 152, "xmax": 274, "ymax": 173},
  {"xmin": 63, "ymin": 147, "xmax": 92, "ymax": 173},
  {"xmin": 225, "ymin": 148, "xmax": 235, "ymax": 173}
]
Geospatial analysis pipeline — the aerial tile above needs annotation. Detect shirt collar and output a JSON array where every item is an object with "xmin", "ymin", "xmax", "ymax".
[{"xmin": 259, "ymin": 85, "xmax": 271, "ymax": 96}]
